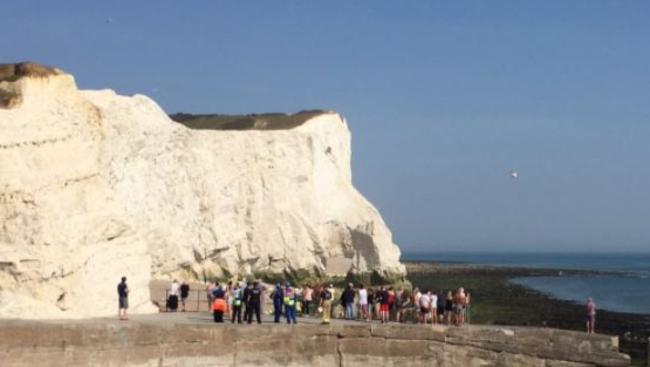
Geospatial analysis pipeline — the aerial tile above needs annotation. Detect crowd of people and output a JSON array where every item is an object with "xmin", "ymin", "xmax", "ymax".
[
  {"xmin": 117, "ymin": 277, "xmax": 597, "ymax": 334},
  {"xmin": 197, "ymin": 280, "xmax": 472, "ymax": 326}
]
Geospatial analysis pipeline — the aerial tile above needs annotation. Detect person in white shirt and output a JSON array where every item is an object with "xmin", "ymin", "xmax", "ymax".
[
  {"xmin": 168, "ymin": 279, "xmax": 180, "ymax": 311},
  {"xmin": 413, "ymin": 287, "xmax": 422, "ymax": 321},
  {"xmin": 358, "ymin": 284, "xmax": 368, "ymax": 321},
  {"xmin": 430, "ymin": 290, "xmax": 438, "ymax": 325},
  {"xmin": 170, "ymin": 280, "xmax": 180, "ymax": 296},
  {"xmin": 419, "ymin": 291, "xmax": 430, "ymax": 324}
]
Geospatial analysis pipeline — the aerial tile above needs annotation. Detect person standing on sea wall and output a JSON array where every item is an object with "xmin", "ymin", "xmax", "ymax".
[
  {"xmin": 395, "ymin": 289, "xmax": 410, "ymax": 323},
  {"xmin": 430, "ymin": 290, "xmax": 438, "ymax": 325},
  {"xmin": 419, "ymin": 291, "xmax": 430, "ymax": 324},
  {"xmin": 320, "ymin": 284, "xmax": 334, "ymax": 324},
  {"xmin": 180, "ymin": 281, "xmax": 190, "ymax": 312},
  {"xmin": 454, "ymin": 288, "xmax": 467, "ymax": 326},
  {"xmin": 387, "ymin": 287, "xmax": 395, "ymax": 321},
  {"xmin": 586, "ymin": 297, "xmax": 597, "ymax": 334},
  {"xmin": 465, "ymin": 292, "xmax": 471, "ymax": 324},
  {"xmin": 358, "ymin": 284, "xmax": 368, "ymax": 321},
  {"xmin": 117, "ymin": 276, "xmax": 129, "ymax": 320},
  {"xmin": 246, "ymin": 281, "xmax": 262, "ymax": 324},
  {"xmin": 413, "ymin": 287, "xmax": 422, "ymax": 323},
  {"xmin": 366, "ymin": 287, "xmax": 375, "ymax": 321},
  {"xmin": 271, "ymin": 283, "xmax": 284, "ymax": 323},
  {"xmin": 341, "ymin": 283, "xmax": 356, "ymax": 320},
  {"xmin": 444, "ymin": 291, "xmax": 453, "ymax": 325},
  {"xmin": 168, "ymin": 280, "xmax": 180, "ymax": 312},
  {"xmin": 436, "ymin": 290, "xmax": 446, "ymax": 324},
  {"xmin": 206, "ymin": 281, "xmax": 215, "ymax": 312},
  {"xmin": 212, "ymin": 285, "xmax": 227, "ymax": 323},
  {"xmin": 284, "ymin": 283, "xmax": 298, "ymax": 324},
  {"xmin": 301, "ymin": 285, "xmax": 313, "ymax": 316},
  {"xmin": 371, "ymin": 288, "xmax": 380, "ymax": 320},
  {"xmin": 242, "ymin": 282, "xmax": 252, "ymax": 321},
  {"xmin": 224, "ymin": 281, "xmax": 232, "ymax": 316},
  {"xmin": 379, "ymin": 286, "xmax": 390, "ymax": 324},
  {"xmin": 230, "ymin": 283, "xmax": 243, "ymax": 324}
]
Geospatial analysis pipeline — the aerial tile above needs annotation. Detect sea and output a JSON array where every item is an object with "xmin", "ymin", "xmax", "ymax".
[{"xmin": 402, "ymin": 252, "xmax": 650, "ymax": 315}]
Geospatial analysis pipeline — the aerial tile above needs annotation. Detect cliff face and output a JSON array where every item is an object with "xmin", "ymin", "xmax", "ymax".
[{"xmin": 0, "ymin": 63, "xmax": 404, "ymax": 318}]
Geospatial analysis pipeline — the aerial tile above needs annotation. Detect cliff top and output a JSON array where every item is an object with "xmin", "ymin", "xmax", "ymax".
[
  {"xmin": 0, "ymin": 62, "xmax": 62, "ymax": 82},
  {"xmin": 0, "ymin": 62, "xmax": 330, "ymax": 131},
  {"xmin": 170, "ymin": 110, "xmax": 332, "ymax": 130},
  {"xmin": 0, "ymin": 62, "xmax": 65, "ymax": 108}
]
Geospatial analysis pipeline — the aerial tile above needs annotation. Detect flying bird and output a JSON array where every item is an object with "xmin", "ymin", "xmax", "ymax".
[{"xmin": 509, "ymin": 170, "xmax": 519, "ymax": 179}]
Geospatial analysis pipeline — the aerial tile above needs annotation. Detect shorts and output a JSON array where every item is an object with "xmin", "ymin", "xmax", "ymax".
[
  {"xmin": 119, "ymin": 296, "xmax": 129, "ymax": 309},
  {"xmin": 586, "ymin": 314, "xmax": 595, "ymax": 323},
  {"xmin": 420, "ymin": 306, "xmax": 429, "ymax": 314},
  {"xmin": 454, "ymin": 305, "xmax": 464, "ymax": 314},
  {"xmin": 360, "ymin": 304, "xmax": 369, "ymax": 312},
  {"xmin": 380, "ymin": 304, "xmax": 389, "ymax": 312}
]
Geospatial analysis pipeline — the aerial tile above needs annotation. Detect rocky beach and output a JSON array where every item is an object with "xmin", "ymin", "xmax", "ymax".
[{"xmin": 406, "ymin": 261, "xmax": 650, "ymax": 365}]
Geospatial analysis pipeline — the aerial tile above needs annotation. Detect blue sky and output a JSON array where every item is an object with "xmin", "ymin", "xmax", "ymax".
[{"xmin": 3, "ymin": 1, "xmax": 649, "ymax": 252}]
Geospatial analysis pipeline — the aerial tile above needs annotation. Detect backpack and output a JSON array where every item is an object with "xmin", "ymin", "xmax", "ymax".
[
  {"xmin": 213, "ymin": 298, "xmax": 227, "ymax": 312},
  {"xmin": 323, "ymin": 289, "xmax": 332, "ymax": 300}
]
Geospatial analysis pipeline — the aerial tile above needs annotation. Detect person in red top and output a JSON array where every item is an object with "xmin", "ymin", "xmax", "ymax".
[
  {"xmin": 586, "ymin": 297, "xmax": 597, "ymax": 334},
  {"xmin": 379, "ymin": 286, "xmax": 390, "ymax": 324},
  {"xmin": 387, "ymin": 287, "xmax": 395, "ymax": 321}
]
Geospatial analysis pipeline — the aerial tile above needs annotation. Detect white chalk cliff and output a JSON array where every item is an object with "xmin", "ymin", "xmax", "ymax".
[{"xmin": 0, "ymin": 63, "xmax": 404, "ymax": 319}]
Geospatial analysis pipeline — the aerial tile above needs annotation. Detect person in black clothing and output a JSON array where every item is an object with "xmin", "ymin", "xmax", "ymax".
[
  {"xmin": 436, "ymin": 289, "xmax": 446, "ymax": 323},
  {"xmin": 117, "ymin": 276, "xmax": 129, "ymax": 320},
  {"xmin": 271, "ymin": 283, "xmax": 284, "ymax": 323},
  {"xmin": 367, "ymin": 289, "xmax": 375, "ymax": 321},
  {"xmin": 341, "ymin": 283, "xmax": 356, "ymax": 320},
  {"xmin": 246, "ymin": 281, "xmax": 262, "ymax": 324},
  {"xmin": 242, "ymin": 282, "xmax": 252, "ymax": 321},
  {"xmin": 180, "ymin": 281, "xmax": 190, "ymax": 312},
  {"xmin": 444, "ymin": 290, "xmax": 454, "ymax": 325}
]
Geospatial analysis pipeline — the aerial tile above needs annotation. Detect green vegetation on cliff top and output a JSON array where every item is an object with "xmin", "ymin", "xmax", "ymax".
[{"xmin": 169, "ymin": 110, "xmax": 331, "ymax": 131}]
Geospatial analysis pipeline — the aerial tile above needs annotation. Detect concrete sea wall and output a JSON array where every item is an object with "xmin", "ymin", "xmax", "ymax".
[{"xmin": 0, "ymin": 320, "xmax": 630, "ymax": 367}]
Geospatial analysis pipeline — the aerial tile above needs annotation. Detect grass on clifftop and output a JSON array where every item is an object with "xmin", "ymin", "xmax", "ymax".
[
  {"xmin": 169, "ymin": 110, "xmax": 331, "ymax": 130},
  {"xmin": 0, "ymin": 62, "xmax": 60, "ymax": 82}
]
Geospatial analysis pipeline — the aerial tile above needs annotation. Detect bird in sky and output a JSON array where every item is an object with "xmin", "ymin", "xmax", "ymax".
[{"xmin": 510, "ymin": 170, "xmax": 519, "ymax": 179}]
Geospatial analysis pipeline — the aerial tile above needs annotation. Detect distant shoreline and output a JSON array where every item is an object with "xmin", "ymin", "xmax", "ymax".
[{"xmin": 404, "ymin": 259, "xmax": 622, "ymax": 277}]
